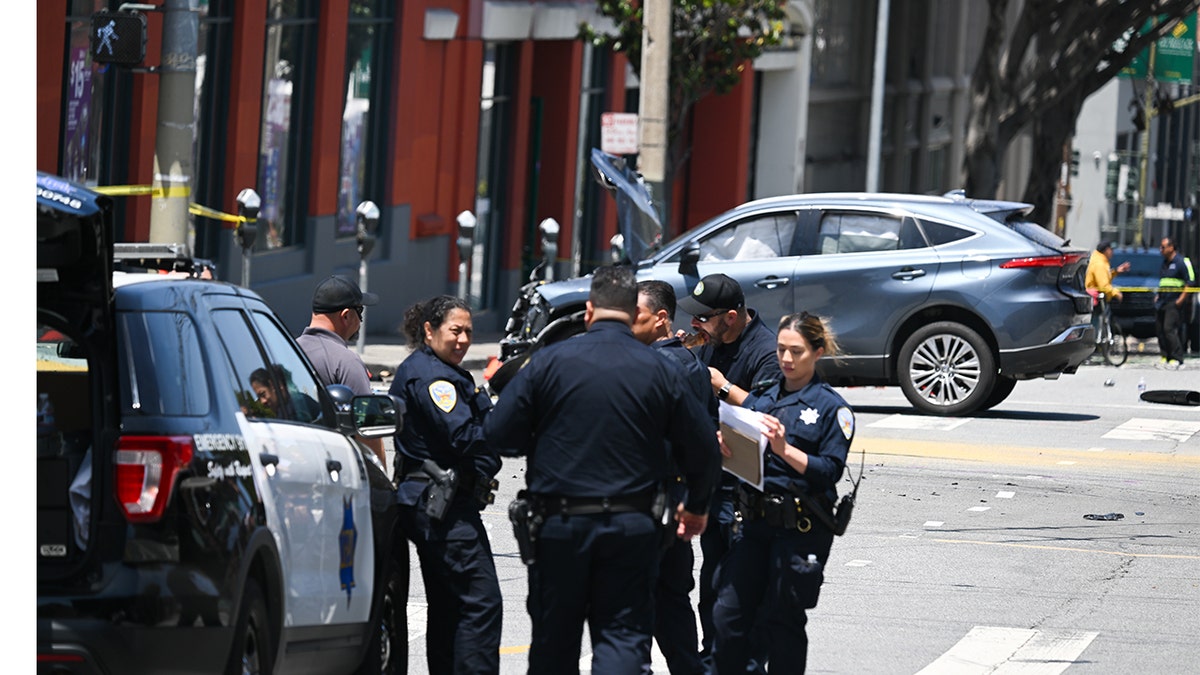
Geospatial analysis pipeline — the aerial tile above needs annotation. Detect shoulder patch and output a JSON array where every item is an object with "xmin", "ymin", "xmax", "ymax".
[
  {"xmin": 428, "ymin": 380, "xmax": 457, "ymax": 413},
  {"xmin": 837, "ymin": 406, "xmax": 855, "ymax": 440}
]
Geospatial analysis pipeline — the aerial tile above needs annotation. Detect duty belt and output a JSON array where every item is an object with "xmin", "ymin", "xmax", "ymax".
[
  {"xmin": 735, "ymin": 485, "xmax": 813, "ymax": 533},
  {"xmin": 534, "ymin": 489, "xmax": 657, "ymax": 518}
]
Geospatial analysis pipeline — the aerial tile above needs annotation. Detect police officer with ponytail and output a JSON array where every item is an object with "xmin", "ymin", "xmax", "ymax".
[
  {"xmin": 711, "ymin": 312, "xmax": 854, "ymax": 673},
  {"xmin": 390, "ymin": 295, "xmax": 502, "ymax": 674}
]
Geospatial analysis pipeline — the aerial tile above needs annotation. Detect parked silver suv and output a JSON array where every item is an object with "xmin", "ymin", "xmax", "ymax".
[{"xmin": 492, "ymin": 151, "xmax": 1095, "ymax": 417}]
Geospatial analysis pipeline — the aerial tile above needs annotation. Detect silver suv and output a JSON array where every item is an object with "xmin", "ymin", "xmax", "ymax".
[{"xmin": 493, "ymin": 151, "xmax": 1095, "ymax": 417}]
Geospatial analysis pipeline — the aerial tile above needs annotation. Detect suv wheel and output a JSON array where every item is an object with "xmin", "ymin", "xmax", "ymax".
[
  {"xmin": 226, "ymin": 580, "xmax": 273, "ymax": 675},
  {"xmin": 358, "ymin": 553, "xmax": 408, "ymax": 674},
  {"xmin": 898, "ymin": 322, "xmax": 996, "ymax": 416},
  {"xmin": 979, "ymin": 376, "xmax": 1017, "ymax": 411}
]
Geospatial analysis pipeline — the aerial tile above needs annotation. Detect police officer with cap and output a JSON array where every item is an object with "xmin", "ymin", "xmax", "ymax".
[
  {"xmin": 296, "ymin": 274, "xmax": 387, "ymax": 468},
  {"xmin": 677, "ymin": 272, "xmax": 781, "ymax": 665},
  {"xmin": 485, "ymin": 265, "xmax": 721, "ymax": 674}
]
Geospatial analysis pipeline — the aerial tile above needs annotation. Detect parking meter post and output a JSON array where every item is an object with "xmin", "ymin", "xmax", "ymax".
[
  {"xmin": 539, "ymin": 218, "xmax": 560, "ymax": 283},
  {"xmin": 235, "ymin": 189, "xmax": 260, "ymax": 288},
  {"xmin": 355, "ymin": 201, "xmax": 380, "ymax": 355},
  {"xmin": 456, "ymin": 211, "xmax": 477, "ymax": 301}
]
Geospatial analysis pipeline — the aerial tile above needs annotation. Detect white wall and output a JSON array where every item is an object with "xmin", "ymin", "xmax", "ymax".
[{"xmin": 1066, "ymin": 78, "xmax": 1120, "ymax": 251}]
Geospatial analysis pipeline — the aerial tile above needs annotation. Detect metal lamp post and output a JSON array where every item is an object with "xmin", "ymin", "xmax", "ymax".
[
  {"xmin": 539, "ymin": 218, "xmax": 560, "ymax": 282},
  {"xmin": 456, "ymin": 210, "xmax": 477, "ymax": 301}
]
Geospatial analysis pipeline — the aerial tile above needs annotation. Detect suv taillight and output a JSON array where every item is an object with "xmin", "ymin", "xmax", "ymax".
[
  {"xmin": 1000, "ymin": 252, "xmax": 1086, "ymax": 268},
  {"xmin": 115, "ymin": 436, "xmax": 193, "ymax": 523}
]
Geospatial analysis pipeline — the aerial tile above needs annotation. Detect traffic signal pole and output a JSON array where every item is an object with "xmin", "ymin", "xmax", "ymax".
[{"xmin": 148, "ymin": 0, "xmax": 198, "ymax": 248}]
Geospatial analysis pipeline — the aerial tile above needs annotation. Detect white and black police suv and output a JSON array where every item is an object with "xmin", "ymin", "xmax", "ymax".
[{"xmin": 36, "ymin": 172, "xmax": 408, "ymax": 675}]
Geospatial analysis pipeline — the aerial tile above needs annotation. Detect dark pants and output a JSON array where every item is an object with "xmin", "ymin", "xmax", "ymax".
[
  {"xmin": 529, "ymin": 510, "xmax": 660, "ymax": 674},
  {"xmin": 711, "ymin": 520, "xmax": 833, "ymax": 674},
  {"xmin": 1157, "ymin": 302, "xmax": 1185, "ymax": 363},
  {"xmin": 698, "ymin": 484, "xmax": 736, "ymax": 662},
  {"xmin": 654, "ymin": 532, "xmax": 706, "ymax": 675},
  {"xmin": 400, "ymin": 503, "xmax": 502, "ymax": 675}
]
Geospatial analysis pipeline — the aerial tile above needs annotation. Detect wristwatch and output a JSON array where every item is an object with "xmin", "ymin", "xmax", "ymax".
[{"xmin": 717, "ymin": 382, "xmax": 733, "ymax": 401}]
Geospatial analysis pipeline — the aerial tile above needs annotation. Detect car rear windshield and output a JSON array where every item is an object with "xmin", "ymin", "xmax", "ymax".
[
  {"xmin": 118, "ymin": 311, "xmax": 211, "ymax": 416},
  {"xmin": 1008, "ymin": 220, "xmax": 1068, "ymax": 250}
]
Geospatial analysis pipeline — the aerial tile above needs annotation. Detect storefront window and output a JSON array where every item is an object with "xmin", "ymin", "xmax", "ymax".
[
  {"xmin": 258, "ymin": 0, "xmax": 316, "ymax": 250},
  {"xmin": 62, "ymin": 0, "xmax": 108, "ymax": 184},
  {"xmin": 337, "ymin": 1, "xmax": 391, "ymax": 238}
]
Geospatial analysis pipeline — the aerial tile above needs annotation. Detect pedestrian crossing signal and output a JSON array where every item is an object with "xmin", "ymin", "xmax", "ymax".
[{"xmin": 90, "ymin": 11, "xmax": 147, "ymax": 67}]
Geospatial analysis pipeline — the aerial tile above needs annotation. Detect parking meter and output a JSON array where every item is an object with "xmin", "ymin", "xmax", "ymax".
[
  {"xmin": 235, "ymin": 188, "xmax": 260, "ymax": 287},
  {"xmin": 539, "ymin": 218, "xmax": 560, "ymax": 283},
  {"xmin": 456, "ymin": 210, "xmax": 477, "ymax": 300},
  {"xmin": 609, "ymin": 233, "xmax": 625, "ymax": 264},
  {"xmin": 354, "ymin": 200, "xmax": 380, "ymax": 354}
]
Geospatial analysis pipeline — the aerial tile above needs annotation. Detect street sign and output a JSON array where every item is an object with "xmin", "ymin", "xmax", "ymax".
[
  {"xmin": 1119, "ymin": 14, "xmax": 1195, "ymax": 84},
  {"xmin": 600, "ymin": 113, "xmax": 639, "ymax": 155},
  {"xmin": 90, "ymin": 11, "xmax": 148, "ymax": 67}
]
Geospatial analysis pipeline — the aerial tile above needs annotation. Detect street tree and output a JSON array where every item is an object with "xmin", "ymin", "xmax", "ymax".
[
  {"xmin": 964, "ymin": 0, "xmax": 1200, "ymax": 225},
  {"xmin": 580, "ymin": 0, "xmax": 786, "ymax": 227}
]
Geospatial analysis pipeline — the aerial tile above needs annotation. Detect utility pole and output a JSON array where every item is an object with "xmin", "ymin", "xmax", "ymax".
[
  {"xmin": 639, "ymin": 0, "xmax": 670, "ymax": 227},
  {"xmin": 865, "ymin": 0, "xmax": 890, "ymax": 193},
  {"xmin": 1134, "ymin": 20, "xmax": 1157, "ymax": 248},
  {"xmin": 148, "ymin": 0, "xmax": 198, "ymax": 248}
]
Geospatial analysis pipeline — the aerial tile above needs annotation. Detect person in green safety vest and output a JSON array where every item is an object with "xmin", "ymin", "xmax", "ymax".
[{"xmin": 1155, "ymin": 237, "xmax": 1193, "ymax": 369}]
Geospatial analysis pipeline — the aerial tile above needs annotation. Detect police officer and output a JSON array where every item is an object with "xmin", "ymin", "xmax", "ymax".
[
  {"xmin": 712, "ymin": 312, "xmax": 854, "ymax": 674},
  {"xmin": 677, "ymin": 273, "xmax": 781, "ymax": 664},
  {"xmin": 633, "ymin": 280, "xmax": 719, "ymax": 675},
  {"xmin": 485, "ymin": 266, "xmax": 721, "ymax": 674},
  {"xmin": 1155, "ymin": 237, "xmax": 1193, "ymax": 369},
  {"xmin": 390, "ymin": 295, "xmax": 502, "ymax": 674}
]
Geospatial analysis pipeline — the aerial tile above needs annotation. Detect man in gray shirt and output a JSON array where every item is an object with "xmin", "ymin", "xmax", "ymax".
[{"xmin": 297, "ymin": 275, "xmax": 388, "ymax": 469}]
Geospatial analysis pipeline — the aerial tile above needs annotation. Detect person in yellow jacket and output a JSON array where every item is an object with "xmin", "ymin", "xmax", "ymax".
[{"xmin": 1085, "ymin": 241, "xmax": 1130, "ymax": 338}]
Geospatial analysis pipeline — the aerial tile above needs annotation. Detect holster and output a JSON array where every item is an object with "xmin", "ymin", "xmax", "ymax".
[
  {"xmin": 420, "ymin": 460, "xmax": 458, "ymax": 521},
  {"xmin": 508, "ymin": 490, "xmax": 543, "ymax": 565}
]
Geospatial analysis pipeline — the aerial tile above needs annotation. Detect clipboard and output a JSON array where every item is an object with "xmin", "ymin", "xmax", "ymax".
[{"xmin": 718, "ymin": 401, "xmax": 766, "ymax": 490}]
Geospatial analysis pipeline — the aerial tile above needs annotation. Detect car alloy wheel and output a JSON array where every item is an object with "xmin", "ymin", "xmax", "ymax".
[{"xmin": 899, "ymin": 321, "xmax": 997, "ymax": 416}]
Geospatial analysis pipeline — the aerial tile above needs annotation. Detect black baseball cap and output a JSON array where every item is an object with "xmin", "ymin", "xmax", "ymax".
[
  {"xmin": 312, "ymin": 275, "xmax": 379, "ymax": 314},
  {"xmin": 677, "ymin": 273, "xmax": 744, "ymax": 316}
]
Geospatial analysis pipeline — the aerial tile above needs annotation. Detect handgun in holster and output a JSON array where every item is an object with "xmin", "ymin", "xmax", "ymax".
[
  {"xmin": 508, "ymin": 490, "xmax": 543, "ymax": 566},
  {"xmin": 421, "ymin": 459, "xmax": 458, "ymax": 521}
]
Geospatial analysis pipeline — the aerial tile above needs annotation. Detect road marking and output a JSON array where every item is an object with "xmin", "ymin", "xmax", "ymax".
[
  {"xmin": 867, "ymin": 414, "xmax": 970, "ymax": 431},
  {"xmin": 1057, "ymin": 460, "xmax": 1076, "ymax": 465},
  {"xmin": 845, "ymin": 559, "xmax": 872, "ymax": 567},
  {"xmin": 1102, "ymin": 417, "xmax": 1200, "ymax": 442},
  {"xmin": 997, "ymin": 491, "xmax": 1015, "ymax": 499},
  {"xmin": 916, "ymin": 626, "xmax": 1098, "ymax": 674},
  {"xmin": 924, "ymin": 520, "xmax": 944, "ymax": 528},
  {"xmin": 968, "ymin": 506, "xmax": 990, "ymax": 512}
]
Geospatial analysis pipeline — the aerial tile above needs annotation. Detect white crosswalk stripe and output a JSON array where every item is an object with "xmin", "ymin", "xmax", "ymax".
[{"xmin": 916, "ymin": 626, "xmax": 1098, "ymax": 674}]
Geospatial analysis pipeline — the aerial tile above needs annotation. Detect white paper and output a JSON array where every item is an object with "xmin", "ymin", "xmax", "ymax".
[{"xmin": 718, "ymin": 401, "xmax": 766, "ymax": 490}]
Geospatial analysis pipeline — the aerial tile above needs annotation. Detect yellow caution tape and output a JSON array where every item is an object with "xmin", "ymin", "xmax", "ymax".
[
  {"xmin": 92, "ymin": 184, "xmax": 254, "ymax": 227},
  {"xmin": 1113, "ymin": 287, "xmax": 1199, "ymax": 293}
]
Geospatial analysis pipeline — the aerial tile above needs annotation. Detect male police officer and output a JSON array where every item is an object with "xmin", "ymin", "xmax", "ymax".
[
  {"xmin": 485, "ymin": 265, "xmax": 721, "ymax": 674},
  {"xmin": 1156, "ymin": 237, "xmax": 1193, "ymax": 370},
  {"xmin": 633, "ymin": 280, "xmax": 719, "ymax": 675},
  {"xmin": 678, "ymin": 272, "xmax": 781, "ymax": 665}
]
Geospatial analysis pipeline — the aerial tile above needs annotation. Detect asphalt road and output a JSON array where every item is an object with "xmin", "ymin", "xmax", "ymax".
[{"xmin": 388, "ymin": 352, "xmax": 1200, "ymax": 674}]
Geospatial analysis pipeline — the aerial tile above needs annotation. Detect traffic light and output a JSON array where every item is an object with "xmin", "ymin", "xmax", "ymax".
[
  {"xmin": 1131, "ymin": 105, "xmax": 1146, "ymax": 132},
  {"xmin": 1070, "ymin": 149, "xmax": 1080, "ymax": 177},
  {"xmin": 1105, "ymin": 156, "xmax": 1119, "ymax": 201},
  {"xmin": 1125, "ymin": 163, "xmax": 1140, "ymax": 202},
  {"xmin": 90, "ymin": 11, "xmax": 147, "ymax": 67}
]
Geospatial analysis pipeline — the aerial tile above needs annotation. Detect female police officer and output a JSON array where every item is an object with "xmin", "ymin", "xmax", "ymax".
[
  {"xmin": 711, "ymin": 312, "xmax": 854, "ymax": 673},
  {"xmin": 389, "ymin": 295, "xmax": 502, "ymax": 674}
]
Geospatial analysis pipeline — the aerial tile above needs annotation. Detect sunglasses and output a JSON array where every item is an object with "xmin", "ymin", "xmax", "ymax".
[
  {"xmin": 694, "ymin": 309, "xmax": 727, "ymax": 323},
  {"xmin": 347, "ymin": 305, "xmax": 364, "ymax": 320}
]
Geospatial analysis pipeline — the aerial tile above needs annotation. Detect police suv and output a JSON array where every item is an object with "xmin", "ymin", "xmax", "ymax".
[{"xmin": 36, "ymin": 173, "xmax": 408, "ymax": 675}]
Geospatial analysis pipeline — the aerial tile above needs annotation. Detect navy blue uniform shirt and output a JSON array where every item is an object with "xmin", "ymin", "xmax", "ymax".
[
  {"xmin": 485, "ymin": 320, "xmax": 720, "ymax": 514},
  {"xmin": 390, "ymin": 345, "xmax": 500, "ymax": 480},
  {"xmin": 654, "ymin": 337, "xmax": 719, "ymax": 426},
  {"xmin": 742, "ymin": 373, "xmax": 854, "ymax": 503}
]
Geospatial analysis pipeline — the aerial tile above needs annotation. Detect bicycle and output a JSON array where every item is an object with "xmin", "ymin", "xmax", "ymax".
[{"xmin": 1094, "ymin": 293, "xmax": 1128, "ymax": 366}]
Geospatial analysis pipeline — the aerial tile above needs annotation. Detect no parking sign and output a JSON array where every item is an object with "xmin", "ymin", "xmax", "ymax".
[{"xmin": 600, "ymin": 113, "xmax": 639, "ymax": 155}]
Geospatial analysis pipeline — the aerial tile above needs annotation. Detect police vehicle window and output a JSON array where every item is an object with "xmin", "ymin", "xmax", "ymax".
[
  {"xmin": 817, "ymin": 213, "xmax": 917, "ymax": 254},
  {"xmin": 918, "ymin": 218, "xmax": 974, "ymax": 246},
  {"xmin": 247, "ymin": 310, "xmax": 327, "ymax": 426},
  {"xmin": 117, "ymin": 311, "xmax": 210, "ymax": 417},
  {"xmin": 210, "ymin": 310, "xmax": 291, "ymax": 421},
  {"xmin": 700, "ymin": 213, "xmax": 797, "ymax": 261}
]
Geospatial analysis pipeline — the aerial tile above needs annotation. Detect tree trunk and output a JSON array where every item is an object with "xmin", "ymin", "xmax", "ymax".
[
  {"xmin": 962, "ymin": 0, "xmax": 1009, "ymax": 199},
  {"xmin": 1021, "ymin": 91, "xmax": 1084, "ymax": 228}
]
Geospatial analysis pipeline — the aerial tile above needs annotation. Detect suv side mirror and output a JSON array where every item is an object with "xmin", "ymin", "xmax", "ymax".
[
  {"xmin": 679, "ymin": 241, "xmax": 701, "ymax": 275},
  {"xmin": 351, "ymin": 394, "xmax": 405, "ymax": 438}
]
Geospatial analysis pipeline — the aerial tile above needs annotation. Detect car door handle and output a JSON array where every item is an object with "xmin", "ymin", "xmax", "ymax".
[
  {"xmin": 326, "ymin": 460, "xmax": 342, "ymax": 473},
  {"xmin": 259, "ymin": 452, "xmax": 279, "ymax": 468},
  {"xmin": 754, "ymin": 276, "xmax": 790, "ymax": 290},
  {"xmin": 892, "ymin": 267, "xmax": 926, "ymax": 281}
]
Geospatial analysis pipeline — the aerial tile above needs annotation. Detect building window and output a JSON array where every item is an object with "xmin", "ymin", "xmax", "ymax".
[
  {"xmin": 258, "ymin": 0, "xmax": 317, "ymax": 250},
  {"xmin": 472, "ymin": 43, "xmax": 517, "ymax": 310},
  {"xmin": 811, "ymin": 0, "xmax": 864, "ymax": 87},
  {"xmin": 62, "ymin": 0, "xmax": 108, "ymax": 184},
  {"xmin": 336, "ymin": 1, "xmax": 392, "ymax": 238}
]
